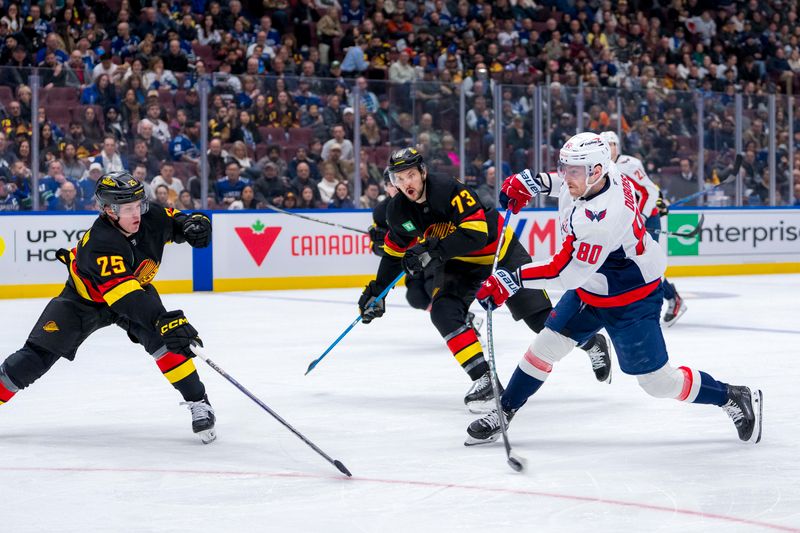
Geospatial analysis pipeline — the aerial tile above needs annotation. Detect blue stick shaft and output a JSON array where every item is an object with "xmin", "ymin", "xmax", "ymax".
[{"xmin": 305, "ymin": 270, "xmax": 406, "ymax": 374}]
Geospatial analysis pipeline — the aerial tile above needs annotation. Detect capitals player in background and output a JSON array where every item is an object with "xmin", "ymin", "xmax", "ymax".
[
  {"xmin": 0, "ymin": 172, "xmax": 217, "ymax": 443},
  {"xmin": 600, "ymin": 131, "xmax": 685, "ymax": 326},
  {"xmin": 358, "ymin": 148, "xmax": 611, "ymax": 413},
  {"xmin": 466, "ymin": 133, "xmax": 762, "ymax": 445}
]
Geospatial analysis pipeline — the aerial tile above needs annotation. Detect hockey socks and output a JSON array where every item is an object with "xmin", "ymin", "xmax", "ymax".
[
  {"xmin": 155, "ymin": 350, "xmax": 206, "ymax": 402},
  {"xmin": 677, "ymin": 366, "xmax": 728, "ymax": 406},
  {"xmin": 445, "ymin": 325, "xmax": 489, "ymax": 380},
  {"xmin": 502, "ymin": 348, "xmax": 551, "ymax": 411},
  {"xmin": 0, "ymin": 365, "xmax": 18, "ymax": 405}
]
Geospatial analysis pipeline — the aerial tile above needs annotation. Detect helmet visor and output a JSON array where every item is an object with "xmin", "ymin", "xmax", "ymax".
[
  {"xmin": 114, "ymin": 199, "xmax": 149, "ymax": 216},
  {"xmin": 557, "ymin": 162, "xmax": 589, "ymax": 182}
]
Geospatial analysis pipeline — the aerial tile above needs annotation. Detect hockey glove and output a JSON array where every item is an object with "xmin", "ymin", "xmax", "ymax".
[
  {"xmin": 368, "ymin": 224, "xmax": 388, "ymax": 256},
  {"xmin": 499, "ymin": 170, "xmax": 550, "ymax": 214},
  {"xmin": 656, "ymin": 190, "xmax": 670, "ymax": 217},
  {"xmin": 402, "ymin": 237, "xmax": 443, "ymax": 276},
  {"xmin": 182, "ymin": 213, "xmax": 212, "ymax": 248},
  {"xmin": 157, "ymin": 310, "xmax": 203, "ymax": 357},
  {"xmin": 476, "ymin": 268, "xmax": 522, "ymax": 310},
  {"xmin": 358, "ymin": 281, "xmax": 386, "ymax": 324}
]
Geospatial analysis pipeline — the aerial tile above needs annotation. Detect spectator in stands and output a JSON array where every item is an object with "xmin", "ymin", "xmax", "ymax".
[
  {"xmin": 177, "ymin": 189, "xmax": 198, "ymax": 210},
  {"xmin": 679, "ymin": 158, "xmax": 697, "ymax": 183},
  {"xmin": 93, "ymin": 136, "xmax": 127, "ymax": 173},
  {"xmin": 151, "ymin": 162, "xmax": 185, "ymax": 206},
  {"xmin": 79, "ymin": 106, "xmax": 103, "ymax": 148},
  {"xmin": 360, "ymin": 114, "xmax": 382, "ymax": 147},
  {"xmin": 143, "ymin": 57, "xmax": 178, "ymax": 91},
  {"xmin": 104, "ymin": 106, "xmax": 128, "ymax": 144},
  {"xmin": 297, "ymin": 184, "xmax": 321, "ymax": 209},
  {"xmin": 1, "ymin": 46, "xmax": 32, "ymax": 91},
  {"xmin": 207, "ymin": 138, "xmax": 229, "ymax": 179},
  {"xmin": 7, "ymin": 160, "xmax": 31, "ymax": 209},
  {"xmin": 169, "ymin": 120, "xmax": 201, "ymax": 164},
  {"xmin": 54, "ymin": 181, "xmax": 80, "ymax": 211},
  {"xmin": 476, "ymin": 166, "xmax": 497, "ymax": 209},
  {"xmin": 209, "ymin": 106, "xmax": 233, "ymax": 142},
  {"xmin": 289, "ymin": 160, "xmax": 319, "ymax": 197},
  {"xmin": 40, "ymin": 51, "xmax": 70, "ymax": 89},
  {"xmin": 1, "ymin": 100, "xmax": 31, "ymax": 140},
  {"xmin": 197, "ymin": 15, "xmax": 222, "ymax": 47},
  {"xmin": 254, "ymin": 162, "xmax": 288, "ymax": 207},
  {"xmin": 317, "ymin": 162, "xmax": 339, "ymax": 203},
  {"xmin": 1, "ymin": 4, "xmax": 23, "ymax": 33},
  {"xmin": 228, "ymin": 111, "xmax": 261, "ymax": 149},
  {"xmin": 80, "ymin": 73, "xmax": 118, "ymax": 108},
  {"xmin": 316, "ymin": 6, "xmax": 343, "ymax": 64},
  {"xmin": 288, "ymin": 147, "xmax": 320, "ymax": 181},
  {"xmin": 126, "ymin": 138, "xmax": 160, "ymax": 181},
  {"xmin": 111, "ymin": 22, "xmax": 140, "ymax": 60},
  {"xmin": 349, "ymin": 76, "xmax": 379, "ymax": 114},
  {"xmin": 61, "ymin": 143, "xmax": 86, "ymax": 182},
  {"xmin": 341, "ymin": 37, "xmax": 369, "ymax": 75},
  {"xmin": 38, "ymin": 123, "xmax": 61, "ymax": 171},
  {"xmin": 322, "ymin": 124, "xmax": 354, "ymax": 161},
  {"xmin": 36, "ymin": 33, "xmax": 69, "ymax": 64},
  {"xmin": 78, "ymin": 162, "xmax": 103, "ymax": 207},
  {"xmin": 328, "ymin": 181, "xmax": 355, "ymax": 208},
  {"xmin": 0, "ymin": 177, "xmax": 20, "ymax": 211},
  {"xmin": 92, "ymin": 51, "xmax": 120, "ymax": 84},
  {"xmin": 40, "ymin": 160, "xmax": 78, "ymax": 211},
  {"xmin": 154, "ymin": 184, "xmax": 172, "ymax": 208},
  {"xmin": 216, "ymin": 160, "xmax": 251, "ymax": 207},
  {"xmin": 358, "ymin": 180, "xmax": 381, "ymax": 209},
  {"xmin": 162, "ymin": 39, "xmax": 189, "ymax": 73},
  {"xmin": 253, "ymin": 144, "xmax": 287, "ymax": 177},
  {"xmin": 229, "ymin": 141, "xmax": 254, "ymax": 170},
  {"xmin": 15, "ymin": 139, "xmax": 31, "ymax": 168}
]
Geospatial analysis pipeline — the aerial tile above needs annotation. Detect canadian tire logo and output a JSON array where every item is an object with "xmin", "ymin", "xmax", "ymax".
[
  {"xmin": 667, "ymin": 213, "xmax": 700, "ymax": 256},
  {"xmin": 235, "ymin": 220, "xmax": 281, "ymax": 266}
]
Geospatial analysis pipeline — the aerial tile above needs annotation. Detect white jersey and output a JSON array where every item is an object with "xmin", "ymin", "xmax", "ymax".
[
  {"xmin": 518, "ymin": 164, "xmax": 667, "ymax": 307},
  {"xmin": 615, "ymin": 154, "xmax": 660, "ymax": 219}
]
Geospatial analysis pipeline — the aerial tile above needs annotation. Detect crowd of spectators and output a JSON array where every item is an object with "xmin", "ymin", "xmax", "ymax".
[{"xmin": 1, "ymin": 0, "xmax": 800, "ymax": 212}]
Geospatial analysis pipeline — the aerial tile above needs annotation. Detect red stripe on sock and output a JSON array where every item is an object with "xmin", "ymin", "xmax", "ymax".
[
  {"xmin": 446, "ymin": 328, "xmax": 479, "ymax": 355},
  {"xmin": 156, "ymin": 352, "xmax": 188, "ymax": 373},
  {"xmin": 524, "ymin": 349, "xmax": 552, "ymax": 373},
  {"xmin": 0, "ymin": 381, "xmax": 16, "ymax": 403},
  {"xmin": 677, "ymin": 366, "xmax": 693, "ymax": 401}
]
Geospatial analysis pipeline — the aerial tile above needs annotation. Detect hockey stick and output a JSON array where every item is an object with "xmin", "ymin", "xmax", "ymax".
[
  {"xmin": 305, "ymin": 270, "xmax": 406, "ymax": 375},
  {"xmin": 264, "ymin": 203, "xmax": 368, "ymax": 234},
  {"xmin": 651, "ymin": 213, "xmax": 705, "ymax": 238},
  {"xmin": 484, "ymin": 207, "xmax": 527, "ymax": 473},
  {"xmin": 193, "ymin": 347, "xmax": 352, "ymax": 477},
  {"xmin": 670, "ymin": 153, "xmax": 743, "ymax": 208}
]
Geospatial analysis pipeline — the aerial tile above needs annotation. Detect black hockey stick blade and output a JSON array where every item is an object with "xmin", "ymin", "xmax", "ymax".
[
  {"xmin": 682, "ymin": 213, "xmax": 705, "ymax": 238},
  {"xmin": 334, "ymin": 460, "xmax": 353, "ymax": 477},
  {"xmin": 731, "ymin": 153, "xmax": 743, "ymax": 177},
  {"xmin": 508, "ymin": 453, "xmax": 527, "ymax": 472}
]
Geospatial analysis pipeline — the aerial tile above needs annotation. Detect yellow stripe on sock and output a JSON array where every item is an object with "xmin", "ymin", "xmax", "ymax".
[
  {"xmin": 163, "ymin": 359, "xmax": 197, "ymax": 384},
  {"xmin": 454, "ymin": 342, "xmax": 483, "ymax": 365}
]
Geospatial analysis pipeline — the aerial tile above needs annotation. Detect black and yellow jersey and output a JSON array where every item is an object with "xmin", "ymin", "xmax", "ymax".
[
  {"xmin": 375, "ymin": 174, "xmax": 513, "ymax": 288},
  {"xmin": 61, "ymin": 206, "xmax": 190, "ymax": 329}
]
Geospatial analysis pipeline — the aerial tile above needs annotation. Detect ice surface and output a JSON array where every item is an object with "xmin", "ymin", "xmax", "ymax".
[{"xmin": 1, "ymin": 275, "xmax": 798, "ymax": 532}]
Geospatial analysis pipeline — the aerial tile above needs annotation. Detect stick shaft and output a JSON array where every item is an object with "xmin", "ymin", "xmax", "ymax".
[{"xmin": 265, "ymin": 203, "xmax": 368, "ymax": 234}]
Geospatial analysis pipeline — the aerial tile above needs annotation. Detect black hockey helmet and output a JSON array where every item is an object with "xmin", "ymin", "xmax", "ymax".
[
  {"xmin": 387, "ymin": 147, "xmax": 426, "ymax": 185},
  {"xmin": 95, "ymin": 170, "xmax": 149, "ymax": 214}
]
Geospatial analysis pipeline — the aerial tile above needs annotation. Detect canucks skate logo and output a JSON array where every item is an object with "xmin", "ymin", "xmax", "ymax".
[{"xmin": 585, "ymin": 208, "xmax": 607, "ymax": 222}]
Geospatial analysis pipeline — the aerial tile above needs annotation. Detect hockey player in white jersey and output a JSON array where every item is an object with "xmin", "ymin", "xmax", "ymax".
[
  {"xmin": 465, "ymin": 133, "xmax": 762, "ymax": 446},
  {"xmin": 600, "ymin": 131, "xmax": 685, "ymax": 326}
]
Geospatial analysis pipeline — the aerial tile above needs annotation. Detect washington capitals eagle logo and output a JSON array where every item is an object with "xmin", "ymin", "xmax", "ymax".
[{"xmin": 585, "ymin": 208, "xmax": 607, "ymax": 222}]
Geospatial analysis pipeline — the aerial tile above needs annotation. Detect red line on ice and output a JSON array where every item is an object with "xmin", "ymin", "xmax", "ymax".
[{"xmin": 1, "ymin": 465, "xmax": 797, "ymax": 532}]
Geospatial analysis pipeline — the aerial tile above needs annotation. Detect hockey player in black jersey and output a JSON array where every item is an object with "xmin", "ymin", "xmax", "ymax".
[
  {"xmin": 0, "ymin": 172, "xmax": 216, "ymax": 443},
  {"xmin": 358, "ymin": 149, "xmax": 612, "ymax": 412}
]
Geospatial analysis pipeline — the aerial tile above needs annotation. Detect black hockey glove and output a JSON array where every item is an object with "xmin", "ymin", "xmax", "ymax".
[
  {"xmin": 182, "ymin": 213, "xmax": 212, "ymax": 248},
  {"xmin": 656, "ymin": 190, "xmax": 669, "ymax": 217},
  {"xmin": 157, "ymin": 310, "xmax": 203, "ymax": 357},
  {"xmin": 402, "ymin": 237, "xmax": 443, "ymax": 276},
  {"xmin": 358, "ymin": 281, "xmax": 386, "ymax": 324},
  {"xmin": 368, "ymin": 225, "xmax": 388, "ymax": 256}
]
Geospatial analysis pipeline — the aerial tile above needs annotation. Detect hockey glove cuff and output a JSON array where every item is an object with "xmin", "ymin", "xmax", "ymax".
[
  {"xmin": 499, "ymin": 170, "xmax": 549, "ymax": 214},
  {"xmin": 401, "ymin": 237, "xmax": 443, "ymax": 276},
  {"xmin": 182, "ymin": 213, "xmax": 212, "ymax": 248},
  {"xmin": 477, "ymin": 268, "xmax": 522, "ymax": 310},
  {"xmin": 157, "ymin": 310, "xmax": 203, "ymax": 357},
  {"xmin": 358, "ymin": 281, "xmax": 386, "ymax": 324}
]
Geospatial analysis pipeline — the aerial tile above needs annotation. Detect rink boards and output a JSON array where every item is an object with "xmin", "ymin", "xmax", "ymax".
[{"xmin": 1, "ymin": 208, "xmax": 799, "ymax": 298}]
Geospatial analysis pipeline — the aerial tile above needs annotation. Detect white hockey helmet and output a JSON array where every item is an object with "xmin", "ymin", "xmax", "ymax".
[
  {"xmin": 558, "ymin": 132, "xmax": 611, "ymax": 182},
  {"xmin": 599, "ymin": 131, "xmax": 619, "ymax": 147}
]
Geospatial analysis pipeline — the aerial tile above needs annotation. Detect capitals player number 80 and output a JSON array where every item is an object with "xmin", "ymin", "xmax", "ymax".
[{"xmin": 576, "ymin": 243, "xmax": 602, "ymax": 264}]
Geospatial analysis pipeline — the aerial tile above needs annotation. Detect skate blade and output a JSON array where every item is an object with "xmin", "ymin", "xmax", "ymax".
[
  {"xmin": 663, "ymin": 304, "xmax": 687, "ymax": 327},
  {"xmin": 466, "ymin": 399, "xmax": 495, "ymax": 414},
  {"xmin": 197, "ymin": 428, "xmax": 217, "ymax": 444},
  {"xmin": 749, "ymin": 389, "xmax": 763, "ymax": 444},
  {"xmin": 464, "ymin": 433, "xmax": 501, "ymax": 447}
]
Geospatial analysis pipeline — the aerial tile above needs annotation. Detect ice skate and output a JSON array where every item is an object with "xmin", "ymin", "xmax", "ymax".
[
  {"xmin": 465, "ymin": 407, "xmax": 515, "ymax": 446},
  {"xmin": 584, "ymin": 333, "xmax": 612, "ymax": 383},
  {"xmin": 722, "ymin": 385, "xmax": 763, "ymax": 443},
  {"xmin": 182, "ymin": 395, "xmax": 216, "ymax": 444},
  {"xmin": 464, "ymin": 371, "xmax": 502, "ymax": 413},
  {"xmin": 663, "ymin": 292, "xmax": 687, "ymax": 327}
]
